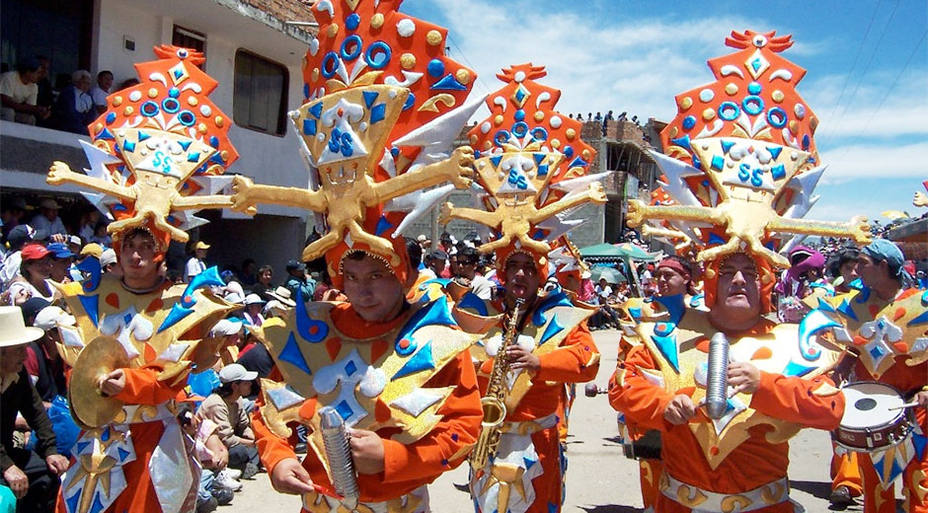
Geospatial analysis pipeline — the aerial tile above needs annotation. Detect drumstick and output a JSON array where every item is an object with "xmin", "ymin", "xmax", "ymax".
[{"xmin": 888, "ymin": 401, "xmax": 921, "ymax": 411}]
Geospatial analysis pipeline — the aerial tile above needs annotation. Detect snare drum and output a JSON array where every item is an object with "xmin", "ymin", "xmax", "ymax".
[{"xmin": 833, "ymin": 382, "xmax": 915, "ymax": 452}]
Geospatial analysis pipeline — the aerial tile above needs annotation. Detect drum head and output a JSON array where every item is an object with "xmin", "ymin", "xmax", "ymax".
[{"xmin": 840, "ymin": 382, "xmax": 905, "ymax": 429}]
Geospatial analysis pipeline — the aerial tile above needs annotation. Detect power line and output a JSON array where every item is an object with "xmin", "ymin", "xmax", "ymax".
[
  {"xmin": 828, "ymin": 0, "xmax": 901, "ymax": 143},
  {"xmin": 823, "ymin": 0, "xmax": 883, "ymax": 135},
  {"xmin": 859, "ymin": 29, "xmax": 927, "ymax": 138},
  {"xmin": 446, "ymin": 33, "xmax": 493, "ymax": 96}
]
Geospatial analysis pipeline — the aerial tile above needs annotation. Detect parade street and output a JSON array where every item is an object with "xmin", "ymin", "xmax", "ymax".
[{"xmin": 228, "ymin": 329, "xmax": 862, "ymax": 513}]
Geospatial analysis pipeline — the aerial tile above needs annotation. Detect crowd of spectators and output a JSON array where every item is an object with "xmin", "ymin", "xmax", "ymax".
[{"xmin": 1, "ymin": 56, "xmax": 123, "ymax": 134}]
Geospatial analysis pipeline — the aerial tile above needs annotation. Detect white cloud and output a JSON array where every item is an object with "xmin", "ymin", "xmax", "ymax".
[
  {"xmin": 805, "ymin": 70, "xmax": 928, "ymax": 142},
  {"xmin": 433, "ymin": 0, "xmax": 764, "ymax": 121},
  {"xmin": 819, "ymin": 141, "xmax": 928, "ymax": 184},
  {"xmin": 428, "ymin": 0, "xmax": 924, "ymax": 185}
]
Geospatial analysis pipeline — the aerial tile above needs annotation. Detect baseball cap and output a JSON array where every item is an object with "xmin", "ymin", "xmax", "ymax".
[
  {"xmin": 429, "ymin": 249, "xmax": 448, "ymax": 261},
  {"xmin": 286, "ymin": 259, "xmax": 306, "ymax": 272},
  {"xmin": 219, "ymin": 363, "xmax": 258, "ymax": 383},
  {"xmin": 194, "ymin": 241, "xmax": 210, "ymax": 250},
  {"xmin": 33, "ymin": 306, "xmax": 76, "ymax": 330},
  {"xmin": 21, "ymin": 243, "xmax": 51, "ymax": 261},
  {"xmin": 416, "ymin": 234, "xmax": 427, "ymax": 242},
  {"xmin": 80, "ymin": 243, "xmax": 103, "ymax": 259},
  {"xmin": 100, "ymin": 248, "xmax": 117, "ymax": 267},
  {"xmin": 862, "ymin": 239, "xmax": 905, "ymax": 276},
  {"xmin": 7, "ymin": 225, "xmax": 36, "ymax": 248},
  {"xmin": 20, "ymin": 297, "xmax": 50, "ymax": 325},
  {"xmin": 47, "ymin": 242, "xmax": 75, "ymax": 259},
  {"xmin": 209, "ymin": 318, "xmax": 243, "ymax": 337},
  {"xmin": 244, "ymin": 293, "xmax": 266, "ymax": 305}
]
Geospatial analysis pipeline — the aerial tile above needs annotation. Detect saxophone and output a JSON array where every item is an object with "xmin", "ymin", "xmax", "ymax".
[{"xmin": 469, "ymin": 298, "xmax": 525, "ymax": 469}]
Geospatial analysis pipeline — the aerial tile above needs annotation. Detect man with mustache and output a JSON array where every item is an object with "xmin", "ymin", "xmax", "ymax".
[
  {"xmin": 610, "ymin": 251, "xmax": 845, "ymax": 512},
  {"xmin": 608, "ymin": 30, "xmax": 862, "ymax": 512}
]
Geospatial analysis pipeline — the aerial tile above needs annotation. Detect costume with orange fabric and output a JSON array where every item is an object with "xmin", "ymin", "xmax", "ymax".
[
  {"xmin": 804, "ymin": 281, "xmax": 928, "ymax": 513},
  {"xmin": 238, "ymin": 2, "xmax": 486, "ymax": 511},
  {"xmin": 440, "ymin": 64, "xmax": 604, "ymax": 513},
  {"xmin": 45, "ymin": 46, "xmax": 239, "ymax": 513},
  {"xmin": 608, "ymin": 30, "xmax": 868, "ymax": 513}
]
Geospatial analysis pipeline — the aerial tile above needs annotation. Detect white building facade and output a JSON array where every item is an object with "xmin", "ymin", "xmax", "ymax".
[{"xmin": 1, "ymin": 0, "xmax": 318, "ymax": 276}]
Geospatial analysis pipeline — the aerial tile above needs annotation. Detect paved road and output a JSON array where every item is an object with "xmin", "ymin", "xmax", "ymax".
[{"xmin": 226, "ymin": 329, "xmax": 862, "ymax": 512}]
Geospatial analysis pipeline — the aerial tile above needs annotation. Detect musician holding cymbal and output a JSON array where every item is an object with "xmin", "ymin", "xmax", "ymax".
[
  {"xmin": 608, "ymin": 30, "xmax": 872, "ymax": 512},
  {"xmin": 45, "ymin": 46, "xmax": 243, "ymax": 513}
]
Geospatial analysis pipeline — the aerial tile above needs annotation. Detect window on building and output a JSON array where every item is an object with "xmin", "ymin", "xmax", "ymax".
[
  {"xmin": 172, "ymin": 25, "xmax": 206, "ymax": 55},
  {"xmin": 1, "ymin": 0, "xmax": 94, "ymax": 94},
  {"xmin": 233, "ymin": 50, "xmax": 288, "ymax": 136}
]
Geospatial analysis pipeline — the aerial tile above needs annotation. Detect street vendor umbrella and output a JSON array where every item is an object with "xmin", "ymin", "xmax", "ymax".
[
  {"xmin": 590, "ymin": 265, "xmax": 625, "ymax": 284},
  {"xmin": 578, "ymin": 242, "xmax": 660, "ymax": 262}
]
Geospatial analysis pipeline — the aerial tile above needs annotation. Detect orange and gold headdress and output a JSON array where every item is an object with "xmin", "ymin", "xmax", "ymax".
[
  {"xmin": 627, "ymin": 30, "xmax": 871, "ymax": 279},
  {"xmin": 47, "ymin": 45, "xmax": 239, "ymax": 252},
  {"xmin": 440, "ymin": 64, "xmax": 607, "ymax": 280},
  {"xmin": 229, "ymin": 0, "xmax": 481, "ymax": 288}
]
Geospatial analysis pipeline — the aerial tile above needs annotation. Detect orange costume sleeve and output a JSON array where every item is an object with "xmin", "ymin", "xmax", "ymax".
[
  {"xmin": 252, "ymin": 352, "xmax": 482, "ymax": 502},
  {"xmin": 381, "ymin": 351, "xmax": 482, "ymax": 483},
  {"xmin": 749, "ymin": 371, "xmax": 844, "ymax": 430},
  {"xmin": 534, "ymin": 322, "xmax": 600, "ymax": 383},
  {"xmin": 609, "ymin": 344, "xmax": 676, "ymax": 432},
  {"xmin": 112, "ymin": 366, "xmax": 187, "ymax": 405},
  {"xmin": 251, "ymin": 365, "xmax": 301, "ymax": 476}
]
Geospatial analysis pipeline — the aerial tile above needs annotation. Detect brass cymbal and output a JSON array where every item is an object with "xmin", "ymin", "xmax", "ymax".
[{"xmin": 70, "ymin": 335, "xmax": 130, "ymax": 428}]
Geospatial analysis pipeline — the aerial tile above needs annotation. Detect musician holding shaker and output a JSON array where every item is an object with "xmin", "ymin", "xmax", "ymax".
[
  {"xmin": 241, "ymin": 3, "xmax": 485, "ymax": 511},
  {"xmin": 608, "ymin": 31, "xmax": 870, "ymax": 512},
  {"xmin": 807, "ymin": 239, "xmax": 927, "ymax": 513}
]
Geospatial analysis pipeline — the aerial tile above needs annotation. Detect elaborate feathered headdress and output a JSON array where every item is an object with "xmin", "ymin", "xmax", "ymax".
[
  {"xmin": 47, "ymin": 45, "xmax": 240, "ymax": 252},
  {"xmin": 229, "ymin": 0, "xmax": 481, "ymax": 288},
  {"xmin": 627, "ymin": 31, "xmax": 871, "ymax": 275},
  {"xmin": 440, "ymin": 63, "xmax": 606, "ymax": 280}
]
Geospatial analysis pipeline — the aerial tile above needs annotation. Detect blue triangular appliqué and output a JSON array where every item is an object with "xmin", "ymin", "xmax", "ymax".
[
  {"xmin": 278, "ymin": 332, "xmax": 312, "ymax": 375},
  {"xmin": 539, "ymin": 314, "xmax": 565, "ymax": 346},
  {"xmin": 430, "ymin": 74, "xmax": 468, "ymax": 91},
  {"xmin": 78, "ymin": 294, "xmax": 100, "ymax": 327},
  {"xmin": 651, "ymin": 333, "xmax": 679, "ymax": 372},
  {"xmin": 393, "ymin": 342, "xmax": 435, "ymax": 379}
]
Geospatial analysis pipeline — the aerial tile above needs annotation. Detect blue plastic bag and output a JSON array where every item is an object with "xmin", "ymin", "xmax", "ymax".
[
  {"xmin": 187, "ymin": 368, "xmax": 220, "ymax": 400},
  {"xmin": 48, "ymin": 395, "xmax": 80, "ymax": 458}
]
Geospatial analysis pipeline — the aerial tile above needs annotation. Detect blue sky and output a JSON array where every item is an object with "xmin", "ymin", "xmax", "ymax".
[{"xmin": 401, "ymin": 0, "xmax": 928, "ymax": 223}]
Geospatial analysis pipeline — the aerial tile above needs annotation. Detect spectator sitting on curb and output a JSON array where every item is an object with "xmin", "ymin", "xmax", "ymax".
[
  {"xmin": 0, "ymin": 306, "xmax": 70, "ymax": 511},
  {"xmin": 196, "ymin": 364, "xmax": 262, "ymax": 482}
]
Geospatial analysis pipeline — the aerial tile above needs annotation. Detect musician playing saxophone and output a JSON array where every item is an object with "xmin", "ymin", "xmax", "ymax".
[{"xmin": 468, "ymin": 250, "xmax": 600, "ymax": 513}]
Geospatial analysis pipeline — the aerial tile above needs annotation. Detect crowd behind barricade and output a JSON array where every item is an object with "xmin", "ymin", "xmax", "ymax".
[{"xmin": 1, "ymin": 56, "xmax": 139, "ymax": 134}]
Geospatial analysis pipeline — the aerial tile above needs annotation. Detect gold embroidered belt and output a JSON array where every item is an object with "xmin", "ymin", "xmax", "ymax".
[
  {"xmin": 660, "ymin": 472, "xmax": 789, "ymax": 512},
  {"xmin": 499, "ymin": 413, "xmax": 558, "ymax": 436},
  {"xmin": 112, "ymin": 401, "xmax": 177, "ymax": 424}
]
